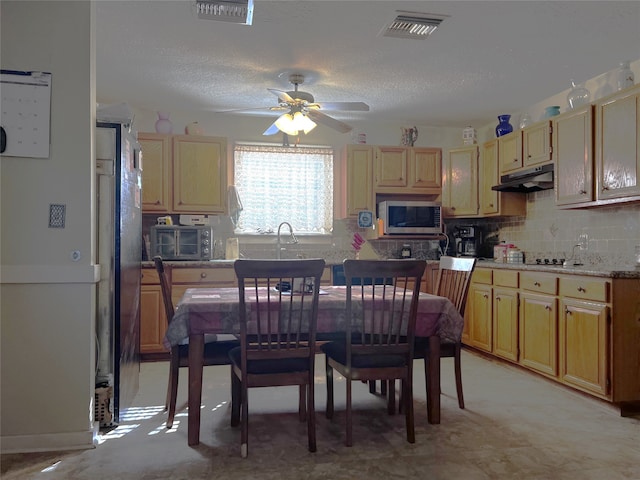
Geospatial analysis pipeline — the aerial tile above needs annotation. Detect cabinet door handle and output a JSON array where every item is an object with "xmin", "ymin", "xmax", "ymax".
[
  {"xmin": 577, "ymin": 286, "xmax": 586, "ymax": 292},
  {"xmin": 579, "ymin": 189, "xmax": 587, "ymax": 195},
  {"xmin": 565, "ymin": 307, "xmax": 572, "ymax": 315},
  {"xmin": 545, "ymin": 305, "xmax": 552, "ymax": 311},
  {"xmin": 496, "ymin": 296, "xmax": 501, "ymax": 301},
  {"xmin": 483, "ymin": 293, "xmax": 489, "ymax": 299},
  {"xmin": 200, "ymin": 272, "xmax": 207, "ymax": 279},
  {"xmin": 513, "ymin": 158, "xmax": 518, "ymax": 163},
  {"xmin": 602, "ymin": 184, "xmax": 609, "ymax": 191},
  {"xmin": 534, "ymin": 281, "xmax": 541, "ymax": 287},
  {"xmin": 489, "ymin": 203, "xmax": 494, "ymax": 207}
]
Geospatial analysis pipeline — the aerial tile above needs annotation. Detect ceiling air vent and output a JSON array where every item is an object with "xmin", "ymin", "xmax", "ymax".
[
  {"xmin": 195, "ymin": 0, "xmax": 254, "ymax": 25},
  {"xmin": 381, "ymin": 11, "xmax": 448, "ymax": 40}
]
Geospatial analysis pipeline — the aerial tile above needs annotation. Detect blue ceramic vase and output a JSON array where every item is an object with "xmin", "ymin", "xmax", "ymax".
[{"xmin": 495, "ymin": 115, "xmax": 513, "ymax": 137}]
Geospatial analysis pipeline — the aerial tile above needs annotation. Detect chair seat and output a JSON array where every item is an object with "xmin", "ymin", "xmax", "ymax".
[
  {"xmin": 321, "ymin": 341, "xmax": 407, "ymax": 368},
  {"xmin": 176, "ymin": 340, "xmax": 240, "ymax": 367},
  {"xmin": 412, "ymin": 338, "xmax": 458, "ymax": 358},
  {"xmin": 177, "ymin": 333, "xmax": 222, "ymax": 346},
  {"xmin": 228, "ymin": 346, "xmax": 312, "ymax": 374}
]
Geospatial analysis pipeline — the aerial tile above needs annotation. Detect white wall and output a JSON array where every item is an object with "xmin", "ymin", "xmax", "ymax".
[{"xmin": 0, "ymin": 1, "xmax": 98, "ymax": 452}]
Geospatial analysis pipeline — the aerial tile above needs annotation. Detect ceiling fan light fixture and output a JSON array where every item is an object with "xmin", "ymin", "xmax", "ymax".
[
  {"xmin": 195, "ymin": 0, "xmax": 254, "ymax": 25},
  {"xmin": 274, "ymin": 111, "xmax": 317, "ymax": 136},
  {"xmin": 381, "ymin": 11, "xmax": 448, "ymax": 40}
]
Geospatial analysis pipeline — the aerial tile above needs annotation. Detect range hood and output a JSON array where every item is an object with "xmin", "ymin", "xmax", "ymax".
[{"xmin": 492, "ymin": 163, "xmax": 554, "ymax": 192}]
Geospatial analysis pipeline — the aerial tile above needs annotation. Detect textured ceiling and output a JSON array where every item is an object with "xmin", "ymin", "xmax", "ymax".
[{"xmin": 96, "ymin": 1, "xmax": 640, "ymax": 128}]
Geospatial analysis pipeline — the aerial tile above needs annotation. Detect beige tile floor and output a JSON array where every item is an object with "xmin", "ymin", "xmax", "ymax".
[{"xmin": 2, "ymin": 350, "xmax": 639, "ymax": 480}]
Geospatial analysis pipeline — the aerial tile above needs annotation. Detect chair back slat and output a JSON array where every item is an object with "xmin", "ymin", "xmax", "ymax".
[
  {"xmin": 343, "ymin": 259, "xmax": 426, "ymax": 364},
  {"xmin": 234, "ymin": 259, "xmax": 325, "ymax": 363},
  {"xmin": 153, "ymin": 256, "xmax": 175, "ymax": 326},
  {"xmin": 434, "ymin": 256, "xmax": 476, "ymax": 316}
]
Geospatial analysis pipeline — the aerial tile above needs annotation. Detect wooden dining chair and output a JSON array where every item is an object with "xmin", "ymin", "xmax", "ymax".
[
  {"xmin": 414, "ymin": 256, "xmax": 476, "ymax": 409},
  {"xmin": 321, "ymin": 259, "xmax": 426, "ymax": 447},
  {"xmin": 152, "ymin": 256, "xmax": 240, "ymax": 428},
  {"xmin": 230, "ymin": 258, "xmax": 325, "ymax": 458}
]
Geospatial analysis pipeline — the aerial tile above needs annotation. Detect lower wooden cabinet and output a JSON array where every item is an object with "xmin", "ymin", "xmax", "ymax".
[
  {"xmin": 559, "ymin": 298, "xmax": 609, "ymax": 396},
  {"xmin": 140, "ymin": 285, "xmax": 167, "ymax": 354},
  {"xmin": 140, "ymin": 268, "xmax": 168, "ymax": 356},
  {"xmin": 463, "ymin": 268, "xmax": 492, "ymax": 350},
  {"xmin": 464, "ymin": 266, "xmax": 640, "ymax": 408},
  {"xmin": 519, "ymin": 292, "xmax": 558, "ymax": 377},
  {"xmin": 493, "ymin": 286, "xmax": 519, "ymax": 362}
]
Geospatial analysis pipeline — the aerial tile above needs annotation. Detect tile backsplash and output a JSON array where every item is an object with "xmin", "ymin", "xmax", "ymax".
[
  {"xmin": 144, "ymin": 194, "xmax": 640, "ymax": 268},
  {"xmin": 469, "ymin": 191, "xmax": 640, "ymax": 267}
]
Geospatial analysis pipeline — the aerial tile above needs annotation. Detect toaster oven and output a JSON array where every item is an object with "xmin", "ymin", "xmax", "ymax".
[{"xmin": 150, "ymin": 225, "xmax": 214, "ymax": 260}]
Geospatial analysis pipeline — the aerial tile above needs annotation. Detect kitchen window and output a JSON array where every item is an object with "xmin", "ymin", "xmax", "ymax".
[{"xmin": 233, "ymin": 144, "xmax": 334, "ymax": 234}]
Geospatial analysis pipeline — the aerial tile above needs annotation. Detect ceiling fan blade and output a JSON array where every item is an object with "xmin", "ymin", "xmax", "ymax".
[
  {"xmin": 307, "ymin": 110, "xmax": 353, "ymax": 134},
  {"xmin": 313, "ymin": 101, "xmax": 370, "ymax": 112},
  {"xmin": 217, "ymin": 106, "xmax": 288, "ymax": 114},
  {"xmin": 268, "ymin": 88, "xmax": 295, "ymax": 104},
  {"xmin": 263, "ymin": 120, "xmax": 280, "ymax": 136}
]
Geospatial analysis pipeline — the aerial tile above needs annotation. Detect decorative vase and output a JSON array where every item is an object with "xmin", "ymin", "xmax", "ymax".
[
  {"xmin": 185, "ymin": 121, "xmax": 204, "ymax": 135},
  {"xmin": 567, "ymin": 80, "xmax": 591, "ymax": 109},
  {"xmin": 401, "ymin": 126, "xmax": 418, "ymax": 146},
  {"xmin": 519, "ymin": 113, "xmax": 532, "ymax": 129},
  {"xmin": 495, "ymin": 115, "xmax": 513, "ymax": 137},
  {"xmin": 544, "ymin": 106, "xmax": 561, "ymax": 118},
  {"xmin": 155, "ymin": 112, "xmax": 173, "ymax": 134},
  {"xmin": 462, "ymin": 126, "xmax": 476, "ymax": 145},
  {"xmin": 617, "ymin": 61, "xmax": 635, "ymax": 91}
]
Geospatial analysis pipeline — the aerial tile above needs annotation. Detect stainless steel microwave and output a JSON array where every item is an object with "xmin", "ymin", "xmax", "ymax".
[
  {"xmin": 378, "ymin": 201, "xmax": 443, "ymax": 235},
  {"xmin": 150, "ymin": 225, "xmax": 214, "ymax": 260}
]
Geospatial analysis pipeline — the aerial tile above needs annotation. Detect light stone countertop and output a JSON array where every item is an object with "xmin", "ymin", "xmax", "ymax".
[
  {"xmin": 474, "ymin": 259, "xmax": 640, "ymax": 279},
  {"xmin": 142, "ymin": 258, "xmax": 640, "ymax": 278}
]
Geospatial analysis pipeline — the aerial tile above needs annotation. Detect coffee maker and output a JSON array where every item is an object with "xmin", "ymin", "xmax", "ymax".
[{"xmin": 454, "ymin": 225, "xmax": 481, "ymax": 257}]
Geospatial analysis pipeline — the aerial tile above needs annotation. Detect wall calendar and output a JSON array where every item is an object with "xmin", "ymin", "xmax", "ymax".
[{"xmin": 0, "ymin": 70, "xmax": 52, "ymax": 158}]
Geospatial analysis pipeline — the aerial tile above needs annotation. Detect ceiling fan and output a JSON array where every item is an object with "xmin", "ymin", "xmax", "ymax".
[{"xmin": 228, "ymin": 73, "xmax": 369, "ymax": 136}]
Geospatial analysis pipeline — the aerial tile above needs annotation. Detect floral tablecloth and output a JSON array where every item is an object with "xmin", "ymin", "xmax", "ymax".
[{"xmin": 164, "ymin": 286, "xmax": 464, "ymax": 348}]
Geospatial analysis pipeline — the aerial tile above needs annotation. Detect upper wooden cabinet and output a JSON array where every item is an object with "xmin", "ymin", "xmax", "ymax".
[
  {"xmin": 374, "ymin": 146, "xmax": 407, "ymax": 189},
  {"xmin": 480, "ymin": 139, "xmax": 526, "ymax": 217},
  {"xmin": 498, "ymin": 130, "xmax": 522, "ymax": 174},
  {"xmin": 138, "ymin": 133, "xmax": 228, "ymax": 215},
  {"xmin": 498, "ymin": 120, "xmax": 552, "ymax": 175},
  {"xmin": 443, "ymin": 145, "xmax": 478, "ymax": 217},
  {"xmin": 172, "ymin": 135, "xmax": 227, "ymax": 213},
  {"xmin": 523, "ymin": 120, "xmax": 552, "ymax": 167},
  {"xmin": 554, "ymin": 105, "xmax": 594, "ymax": 206},
  {"xmin": 342, "ymin": 144, "xmax": 441, "ymax": 218},
  {"xmin": 374, "ymin": 145, "xmax": 442, "ymax": 195},
  {"xmin": 409, "ymin": 147, "xmax": 442, "ymax": 191},
  {"xmin": 344, "ymin": 144, "xmax": 375, "ymax": 217},
  {"xmin": 595, "ymin": 83, "xmax": 640, "ymax": 201},
  {"xmin": 139, "ymin": 133, "xmax": 171, "ymax": 212},
  {"xmin": 444, "ymin": 143, "xmax": 525, "ymax": 219}
]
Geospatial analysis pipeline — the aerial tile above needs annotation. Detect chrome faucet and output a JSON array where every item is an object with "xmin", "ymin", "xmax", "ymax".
[{"xmin": 276, "ymin": 222, "xmax": 298, "ymax": 259}]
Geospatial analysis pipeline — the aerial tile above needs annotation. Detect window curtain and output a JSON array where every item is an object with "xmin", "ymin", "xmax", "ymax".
[{"xmin": 234, "ymin": 145, "xmax": 334, "ymax": 234}]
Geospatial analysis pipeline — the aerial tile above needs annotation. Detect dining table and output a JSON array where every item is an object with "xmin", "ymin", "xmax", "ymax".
[{"xmin": 164, "ymin": 285, "xmax": 465, "ymax": 446}]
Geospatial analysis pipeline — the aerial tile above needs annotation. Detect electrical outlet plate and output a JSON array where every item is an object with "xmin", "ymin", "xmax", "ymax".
[
  {"xmin": 49, "ymin": 204, "xmax": 66, "ymax": 228},
  {"xmin": 578, "ymin": 233, "xmax": 589, "ymax": 250}
]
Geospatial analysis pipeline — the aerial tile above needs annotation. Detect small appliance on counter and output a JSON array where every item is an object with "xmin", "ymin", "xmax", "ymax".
[
  {"xmin": 454, "ymin": 225, "xmax": 481, "ymax": 257},
  {"xmin": 150, "ymin": 225, "xmax": 214, "ymax": 260}
]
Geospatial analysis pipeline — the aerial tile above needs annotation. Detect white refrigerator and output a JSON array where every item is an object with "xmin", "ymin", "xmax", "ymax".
[{"xmin": 95, "ymin": 122, "xmax": 142, "ymax": 424}]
